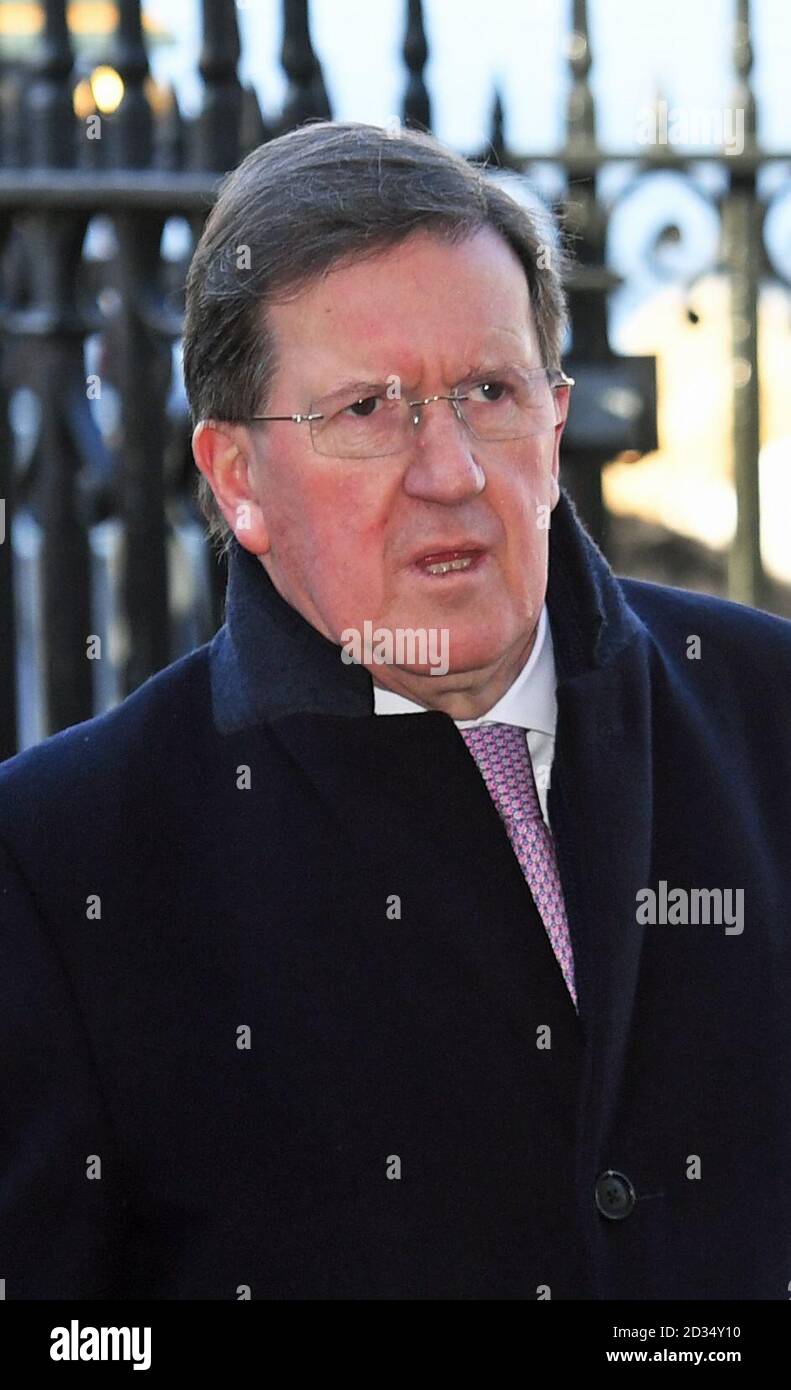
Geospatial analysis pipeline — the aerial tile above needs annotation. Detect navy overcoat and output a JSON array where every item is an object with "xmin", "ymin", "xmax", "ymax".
[{"xmin": 1, "ymin": 488, "xmax": 790, "ymax": 1299}]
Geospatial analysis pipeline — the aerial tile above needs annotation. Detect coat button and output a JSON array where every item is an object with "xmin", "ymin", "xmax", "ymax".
[{"xmin": 594, "ymin": 1169, "xmax": 636, "ymax": 1220}]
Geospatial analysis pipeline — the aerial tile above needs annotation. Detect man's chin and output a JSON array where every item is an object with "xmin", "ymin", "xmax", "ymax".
[{"xmin": 373, "ymin": 641, "xmax": 512, "ymax": 686}]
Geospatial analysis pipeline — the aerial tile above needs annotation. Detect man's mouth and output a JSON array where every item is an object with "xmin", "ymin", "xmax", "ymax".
[{"xmin": 413, "ymin": 548, "xmax": 486, "ymax": 576}]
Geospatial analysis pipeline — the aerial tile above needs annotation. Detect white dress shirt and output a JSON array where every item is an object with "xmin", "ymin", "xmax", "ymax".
[{"xmin": 372, "ymin": 605, "xmax": 558, "ymax": 828}]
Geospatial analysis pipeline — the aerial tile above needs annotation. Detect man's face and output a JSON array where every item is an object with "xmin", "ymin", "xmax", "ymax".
[{"xmin": 198, "ymin": 226, "xmax": 569, "ymax": 713}]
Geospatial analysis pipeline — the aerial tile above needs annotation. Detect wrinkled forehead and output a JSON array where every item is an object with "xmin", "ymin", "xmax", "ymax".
[{"xmin": 264, "ymin": 227, "xmax": 540, "ymax": 398}]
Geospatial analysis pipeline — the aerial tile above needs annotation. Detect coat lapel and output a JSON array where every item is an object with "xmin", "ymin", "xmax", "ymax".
[
  {"xmin": 543, "ymin": 491, "xmax": 655, "ymax": 1136},
  {"xmin": 549, "ymin": 644, "xmax": 654, "ymax": 1140},
  {"xmin": 261, "ymin": 704, "xmax": 584, "ymax": 1043}
]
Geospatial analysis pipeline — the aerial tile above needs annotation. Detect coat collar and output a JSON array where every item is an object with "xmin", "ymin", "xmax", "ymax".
[
  {"xmin": 207, "ymin": 486, "xmax": 655, "ymax": 1097},
  {"xmin": 208, "ymin": 485, "xmax": 646, "ymax": 735}
]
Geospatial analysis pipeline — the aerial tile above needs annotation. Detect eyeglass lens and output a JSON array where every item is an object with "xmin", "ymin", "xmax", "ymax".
[{"xmin": 308, "ymin": 367, "xmax": 564, "ymax": 458}]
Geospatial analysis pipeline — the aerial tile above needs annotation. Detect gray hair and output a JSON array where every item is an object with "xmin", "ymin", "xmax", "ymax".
[{"xmin": 183, "ymin": 119, "xmax": 571, "ymax": 554}]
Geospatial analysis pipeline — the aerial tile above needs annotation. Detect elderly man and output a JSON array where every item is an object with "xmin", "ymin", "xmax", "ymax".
[{"xmin": 1, "ymin": 120, "xmax": 790, "ymax": 1302}]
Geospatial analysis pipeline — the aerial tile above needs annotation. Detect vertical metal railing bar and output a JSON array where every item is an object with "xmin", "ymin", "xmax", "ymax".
[
  {"xmin": 0, "ymin": 216, "xmax": 17, "ymax": 758},
  {"xmin": 566, "ymin": 0, "xmax": 596, "ymax": 154},
  {"xmin": 401, "ymin": 0, "xmax": 430, "ymax": 132},
  {"xmin": 0, "ymin": 43, "xmax": 20, "ymax": 755},
  {"xmin": 190, "ymin": 0, "xmax": 244, "ymax": 174},
  {"xmin": 152, "ymin": 84, "xmax": 186, "ymax": 173},
  {"xmin": 558, "ymin": 0, "xmax": 614, "ymax": 547},
  {"xmin": 487, "ymin": 90, "xmax": 507, "ymax": 167},
  {"xmin": 108, "ymin": 0, "xmax": 171, "ymax": 696},
  {"xmin": 189, "ymin": 0, "xmax": 247, "ymax": 630},
  {"xmin": 278, "ymin": 0, "xmax": 331, "ymax": 135},
  {"xmin": 17, "ymin": 0, "xmax": 93, "ymax": 736},
  {"xmin": 724, "ymin": 0, "xmax": 764, "ymax": 608}
]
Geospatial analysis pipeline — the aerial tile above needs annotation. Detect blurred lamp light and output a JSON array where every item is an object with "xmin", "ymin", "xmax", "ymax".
[
  {"xmin": 72, "ymin": 76, "xmax": 95, "ymax": 119},
  {"xmin": 90, "ymin": 65, "xmax": 124, "ymax": 115}
]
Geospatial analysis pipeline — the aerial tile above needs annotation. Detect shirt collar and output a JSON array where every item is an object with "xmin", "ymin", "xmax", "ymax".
[{"xmin": 372, "ymin": 603, "xmax": 557, "ymax": 736}]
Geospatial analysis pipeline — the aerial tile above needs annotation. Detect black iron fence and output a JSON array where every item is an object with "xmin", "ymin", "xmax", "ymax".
[{"xmin": 0, "ymin": 0, "xmax": 787, "ymax": 758}]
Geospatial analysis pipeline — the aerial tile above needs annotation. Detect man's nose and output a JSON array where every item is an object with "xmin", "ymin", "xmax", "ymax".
[{"xmin": 401, "ymin": 399, "xmax": 485, "ymax": 503}]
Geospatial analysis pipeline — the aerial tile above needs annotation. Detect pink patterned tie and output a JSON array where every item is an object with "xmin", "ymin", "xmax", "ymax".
[{"xmin": 459, "ymin": 722, "xmax": 577, "ymax": 1009}]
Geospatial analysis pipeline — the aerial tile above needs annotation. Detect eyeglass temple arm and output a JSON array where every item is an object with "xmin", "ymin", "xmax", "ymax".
[{"xmin": 248, "ymin": 412, "xmax": 324, "ymax": 422}]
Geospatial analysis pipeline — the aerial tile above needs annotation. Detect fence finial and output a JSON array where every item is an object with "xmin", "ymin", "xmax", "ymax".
[
  {"xmin": 278, "ymin": 0, "xmax": 331, "ymax": 134},
  {"xmin": 402, "ymin": 0, "xmax": 431, "ymax": 132},
  {"xmin": 566, "ymin": 0, "xmax": 596, "ymax": 152}
]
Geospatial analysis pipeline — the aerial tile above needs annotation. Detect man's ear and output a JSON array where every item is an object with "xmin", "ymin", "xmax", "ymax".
[{"xmin": 191, "ymin": 420, "xmax": 270, "ymax": 554}]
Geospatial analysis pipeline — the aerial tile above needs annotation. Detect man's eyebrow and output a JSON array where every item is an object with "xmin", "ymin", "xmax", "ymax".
[
  {"xmin": 315, "ymin": 360, "xmax": 533, "ymax": 401},
  {"xmin": 458, "ymin": 358, "xmax": 536, "ymax": 378},
  {"xmin": 315, "ymin": 376, "xmax": 392, "ymax": 401}
]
